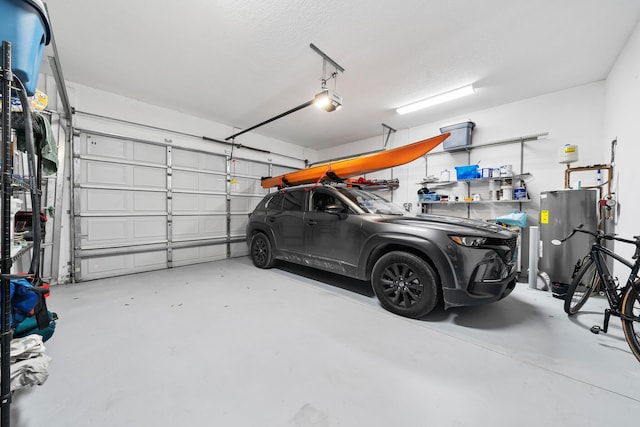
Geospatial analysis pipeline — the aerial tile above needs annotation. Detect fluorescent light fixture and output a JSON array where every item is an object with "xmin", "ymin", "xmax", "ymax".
[
  {"xmin": 396, "ymin": 84, "xmax": 475, "ymax": 115},
  {"xmin": 314, "ymin": 89, "xmax": 343, "ymax": 112}
]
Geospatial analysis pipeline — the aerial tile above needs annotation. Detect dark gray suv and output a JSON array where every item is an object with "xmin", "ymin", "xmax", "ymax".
[{"xmin": 246, "ymin": 184, "xmax": 518, "ymax": 318}]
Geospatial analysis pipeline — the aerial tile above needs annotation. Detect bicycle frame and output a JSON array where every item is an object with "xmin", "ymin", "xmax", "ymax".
[
  {"xmin": 588, "ymin": 239, "xmax": 640, "ymax": 332},
  {"xmin": 589, "ymin": 242, "xmax": 638, "ymax": 307}
]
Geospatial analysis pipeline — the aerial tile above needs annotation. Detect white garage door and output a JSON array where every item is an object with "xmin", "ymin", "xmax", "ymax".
[{"xmin": 72, "ymin": 130, "xmax": 281, "ymax": 281}]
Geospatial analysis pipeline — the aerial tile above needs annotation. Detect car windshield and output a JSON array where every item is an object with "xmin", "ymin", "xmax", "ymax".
[{"xmin": 336, "ymin": 188, "xmax": 406, "ymax": 215}]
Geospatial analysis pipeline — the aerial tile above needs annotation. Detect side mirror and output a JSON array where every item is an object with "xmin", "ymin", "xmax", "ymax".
[
  {"xmin": 551, "ymin": 239, "xmax": 562, "ymax": 246},
  {"xmin": 324, "ymin": 204, "xmax": 347, "ymax": 219}
]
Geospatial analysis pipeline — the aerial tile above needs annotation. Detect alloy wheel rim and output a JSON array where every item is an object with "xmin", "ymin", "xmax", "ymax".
[
  {"xmin": 380, "ymin": 262, "xmax": 423, "ymax": 308},
  {"xmin": 253, "ymin": 238, "xmax": 267, "ymax": 264}
]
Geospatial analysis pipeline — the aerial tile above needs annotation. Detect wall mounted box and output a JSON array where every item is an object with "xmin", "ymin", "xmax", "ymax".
[
  {"xmin": 440, "ymin": 121, "xmax": 475, "ymax": 151},
  {"xmin": 0, "ymin": 0, "xmax": 51, "ymax": 95}
]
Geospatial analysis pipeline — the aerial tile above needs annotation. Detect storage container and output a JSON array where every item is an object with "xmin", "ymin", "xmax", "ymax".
[
  {"xmin": 419, "ymin": 192, "xmax": 440, "ymax": 202},
  {"xmin": 558, "ymin": 144, "xmax": 579, "ymax": 164},
  {"xmin": 0, "ymin": 0, "xmax": 51, "ymax": 95},
  {"xmin": 455, "ymin": 165, "xmax": 479, "ymax": 180},
  {"xmin": 440, "ymin": 121, "xmax": 475, "ymax": 151},
  {"xmin": 514, "ymin": 187, "xmax": 527, "ymax": 200},
  {"xmin": 501, "ymin": 185, "xmax": 513, "ymax": 200}
]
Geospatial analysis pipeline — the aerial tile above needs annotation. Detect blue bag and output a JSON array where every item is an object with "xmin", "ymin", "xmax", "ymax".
[{"xmin": 496, "ymin": 211, "xmax": 527, "ymax": 228}]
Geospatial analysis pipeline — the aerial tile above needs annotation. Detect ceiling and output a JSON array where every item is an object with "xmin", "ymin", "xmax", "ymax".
[{"xmin": 43, "ymin": 0, "xmax": 640, "ymax": 150}]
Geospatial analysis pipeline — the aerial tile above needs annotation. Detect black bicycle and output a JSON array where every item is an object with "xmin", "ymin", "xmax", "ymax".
[{"xmin": 552, "ymin": 225, "xmax": 640, "ymax": 363}]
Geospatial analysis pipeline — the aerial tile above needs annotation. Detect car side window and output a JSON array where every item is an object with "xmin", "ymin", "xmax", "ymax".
[
  {"xmin": 311, "ymin": 191, "xmax": 347, "ymax": 213},
  {"xmin": 282, "ymin": 190, "xmax": 305, "ymax": 212},
  {"xmin": 266, "ymin": 192, "xmax": 284, "ymax": 211}
]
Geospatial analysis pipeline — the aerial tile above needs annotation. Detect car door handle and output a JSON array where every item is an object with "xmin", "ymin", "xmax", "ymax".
[
  {"xmin": 267, "ymin": 216, "xmax": 276, "ymax": 223},
  {"xmin": 306, "ymin": 219, "xmax": 317, "ymax": 226}
]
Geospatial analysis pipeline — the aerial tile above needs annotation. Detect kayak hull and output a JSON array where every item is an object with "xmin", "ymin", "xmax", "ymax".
[{"xmin": 261, "ymin": 133, "xmax": 450, "ymax": 189}]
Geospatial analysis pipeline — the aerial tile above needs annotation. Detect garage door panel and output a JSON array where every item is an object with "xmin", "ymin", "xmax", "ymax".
[
  {"xmin": 230, "ymin": 241, "xmax": 249, "ymax": 257},
  {"xmin": 171, "ymin": 193, "xmax": 199, "ymax": 211},
  {"xmin": 134, "ymin": 217, "xmax": 168, "ymax": 239},
  {"xmin": 202, "ymin": 174, "xmax": 226, "ymax": 192},
  {"xmin": 133, "ymin": 142, "xmax": 166, "ymax": 164},
  {"xmin": 172, "ymin": 244, "xmax": 227, "ymax": 267},
  {"xmin": 231, "ymin": 160, "xmax": 270, "ymax": 177},
  {"xmin": 172, "ymin": 215, "xmax": 226, "ymax": 240},
  {"xmin": 172, "ymin": 170, "xmax": 198, "ymax": 191},
  {"xmin": 133, "ymin": 167, "xmax": 166, "ymax": 188},
  {"xmin": 202, "ymin": 154, "xmax": 226, "ymax": 171},
  {"xmin": 83, "ymin": 135, "xmax": 166, "ymax": 166},
  {"xmin": 172, "ymin": 193, "xmax": 226, "ymax": 213},
  {"xmin": 84, "ymin": 136, "xmax": 127, "ymax": 159},
  {"xmin": 202, "ymin": 195, "xmax": 227, "ymax": 211},
  {"xmin": 230, "ymin": 196, "xmax": 263, "ymax": 213},
  {"xmin": 85, "ymin": 161, "xmax": 127, "ymax": 186},
  {"xmin": 272, "ymin": 165, "xmax": 296, "ymax": 176},
  {"xmin": 83, "ymin": 160, "xmax": 166, "ymax": 189},
  {"xmin": 173, "ymin": 149, "xmax": 226, "ymax": 171},
  {"xmin": 81, "ymin": 217, "xmax": 167, "ymax": 247},
  {"xmin": 229, "ymin": 177, "xmax": 264, "ymax": 195},
  {"xmin": 83, "ymin": 189, "xmax": 127, "ymax": 212},
  {"xmin": 80, "ymin": 250, "xmax": 167, "ymax": 281},
  {"xmin": 230, "ymin": 214, "xmax": 248, "ymax": 237},
  {"xmin": 81, "ymin": 189, "xmax": 166, "ymax": 214},
  {"xmin": 86, "ymin": 218, "xmax": 128, "ymax": 243},
  {"xmin": 133, "ymin": 192, "xmax": 167, "ymax": 212},
  {"xmin": 172, "ymin": 149, "xmax": 198, "ymax": 168},
  {"xmin": 172, "ymin": 170, "xmax": 226, "ymax": 192}
]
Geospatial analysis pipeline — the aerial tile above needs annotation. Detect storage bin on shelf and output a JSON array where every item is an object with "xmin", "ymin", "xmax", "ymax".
[
  {"xmin": 418, "ymin": 192, "xmax": 440, "ymax": 202},
  {"xmin": 440, "ymin": 121, "xmax": 475, "ymax": 150},
  {"xmin": 0, "ymin": 0, "xmax": 52, "ymax": 95},
  {"xmin": 454, "ymin": 164, "xmax": 479, "ymax": 180}
]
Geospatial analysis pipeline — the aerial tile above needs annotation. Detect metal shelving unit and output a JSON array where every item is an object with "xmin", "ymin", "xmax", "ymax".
[
  {"xmin": 1, "ymin": 40, "xmax": 47, "ymax": 427},
  {"xmin": 421, "ymin": 199, "xmax": 532, "ymax": 205},
  {"xmin": 421, "ymin": 134, "xmax": 547, "ymax": 216}
]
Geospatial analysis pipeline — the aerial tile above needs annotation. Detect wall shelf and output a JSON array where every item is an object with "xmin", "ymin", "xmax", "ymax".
[
  {"xmin": 421, "ymin": 173, "xmax": 532, "ymax": 187},
  {"xmin": 421, "ymin": 199, "xmax": 531, "ymax": 205},
  {"xmin": 421, "ymin": 133, "xmax": 547, "ymax": 217}
]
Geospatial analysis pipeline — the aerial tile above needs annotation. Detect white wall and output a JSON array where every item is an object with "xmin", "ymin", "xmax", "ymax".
[{"xmin": 605, "ymin": 20, "xmax": 640, "ymax": 269}]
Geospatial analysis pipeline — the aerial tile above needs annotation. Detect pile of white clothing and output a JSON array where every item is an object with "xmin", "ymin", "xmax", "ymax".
[{"xmin": 0, "ymin": 334, "xmax": 51, "ymax": 391}]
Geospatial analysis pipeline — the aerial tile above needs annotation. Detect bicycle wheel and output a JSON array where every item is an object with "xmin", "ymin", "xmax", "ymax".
[
  {"xmin": 621, "ymin": 284, "xmax": 640, "ymax": 363},
  {"xmin": 564, "ymin": 256, "xmax": 599, "ymax": 315}
]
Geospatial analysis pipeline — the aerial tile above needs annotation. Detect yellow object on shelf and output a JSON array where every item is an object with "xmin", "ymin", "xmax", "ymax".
[
  {"xmin": 0, "ymin": 89, "xmax": 48, "ymax": 111},
  {"xmin": 31, "ymin": 89, "xmax": 48, "ymax": 110}
]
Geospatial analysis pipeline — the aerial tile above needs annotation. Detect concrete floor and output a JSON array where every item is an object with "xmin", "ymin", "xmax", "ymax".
[{"xmin": 10, "ymin": 257, "xmax": 640, "ymax": 426}]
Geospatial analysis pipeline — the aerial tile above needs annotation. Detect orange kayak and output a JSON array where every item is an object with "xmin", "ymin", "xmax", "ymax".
[{"xmin": 261, "ymin": 132, "xmax": 450, "ymax": 188}]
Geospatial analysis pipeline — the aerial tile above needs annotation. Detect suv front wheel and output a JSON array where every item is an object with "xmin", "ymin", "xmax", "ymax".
[
  {"xmin": 372, "ymin": 251, "xmax": 440, "ymax": 318},
  {"xmin": 250, "ymin": 232, "xmax": 276, "ymax": 269}
]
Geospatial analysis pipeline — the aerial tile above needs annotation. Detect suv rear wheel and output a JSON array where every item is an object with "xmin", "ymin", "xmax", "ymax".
[
  {"xmin": 250, "ymin": 232, "xmax": 275, "ymax": 269},
  {"xmin": 372, "ymin": 251, "xmax": 439, "ymax": 318}
]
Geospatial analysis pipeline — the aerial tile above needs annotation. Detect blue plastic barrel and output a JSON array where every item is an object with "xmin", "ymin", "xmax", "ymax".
[{"xmin": 0, "ymin": 0, "xmax": 51, "ymax": 95}]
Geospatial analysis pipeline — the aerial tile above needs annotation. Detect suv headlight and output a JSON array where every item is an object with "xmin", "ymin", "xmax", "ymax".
[{"xmin": 449, "ymin": 235, "xmax": 487, "ymax": 247}]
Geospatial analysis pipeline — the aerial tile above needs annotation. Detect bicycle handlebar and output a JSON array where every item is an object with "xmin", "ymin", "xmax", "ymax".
[{"xmin": 557, "ymin": 224, "xmax": 586, "ymax": 243}]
